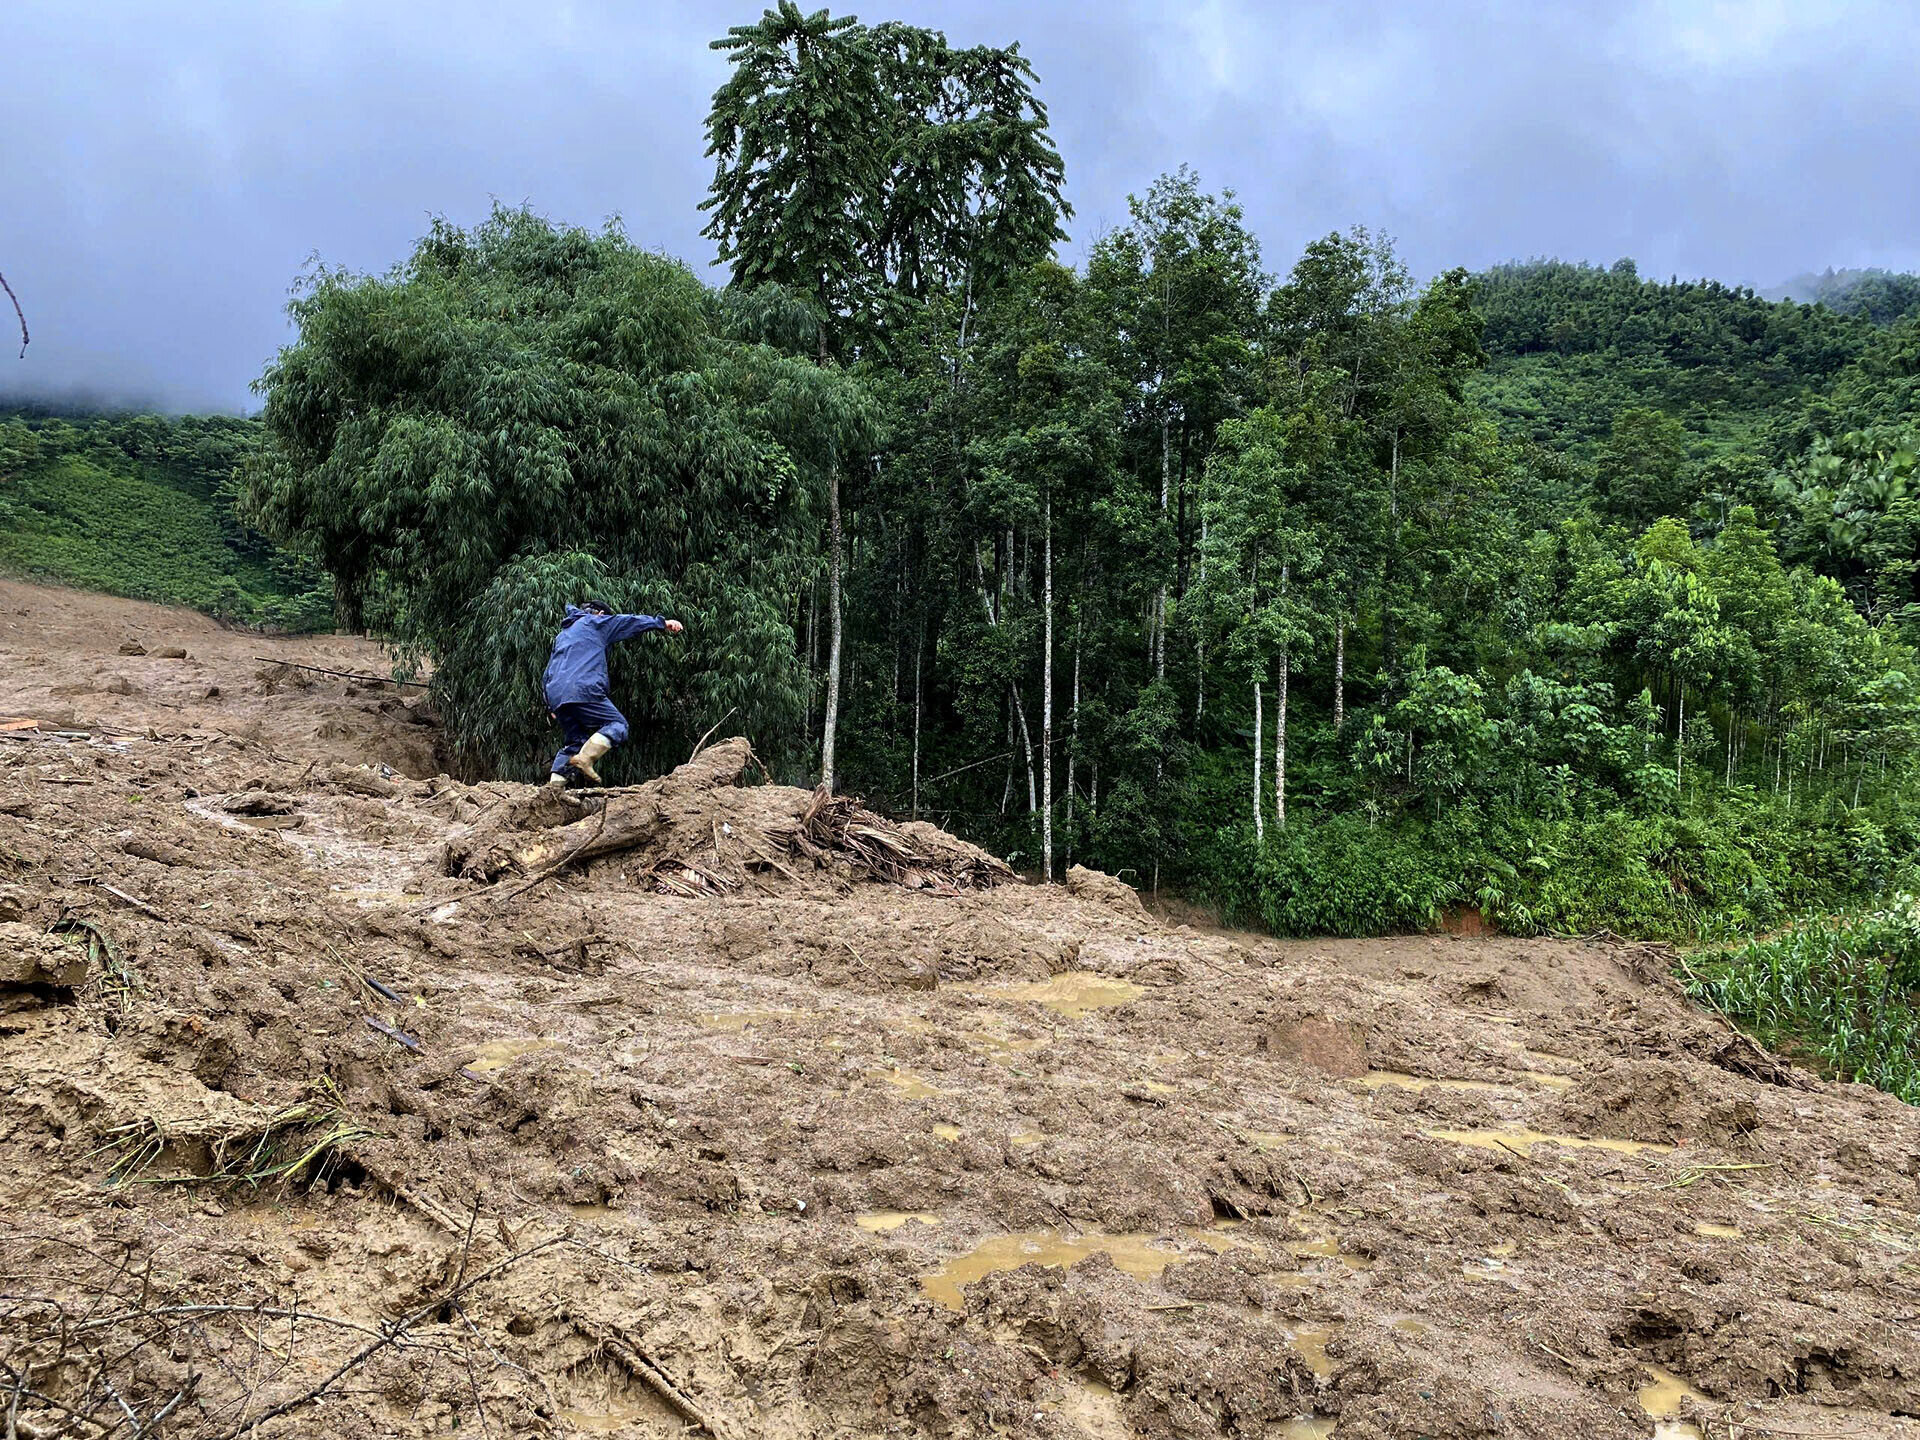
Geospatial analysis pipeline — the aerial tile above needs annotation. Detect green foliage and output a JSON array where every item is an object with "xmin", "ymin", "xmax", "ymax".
[
  {"xmin": 702, "ymin": 3, "xmax": 1067, "ymax": 351},
  {"xmin": 1770, "ymin": 268, "xmax": 1920, "ymax": 327},
  {"xmin": 243, "ymin": 204, "xmax": 874, "ymax": 777},
  {"xmin": 1684, "ymin": 900, "xmax": 1920, "ymax": 1103},
  {"xmin": 0, "ymin": 415, "xmax": 326, "ymax": 625}
]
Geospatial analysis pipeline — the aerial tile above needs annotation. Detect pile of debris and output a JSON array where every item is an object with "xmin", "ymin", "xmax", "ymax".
[{"xmin": 440, "ymin": 738, "xmax": 1014, "ymax": 898}]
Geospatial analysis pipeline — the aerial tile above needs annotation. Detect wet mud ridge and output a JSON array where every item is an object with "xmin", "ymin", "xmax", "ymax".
[{"xmin": 2, "ymin": 582, "xmax": 1919, "ymax": 1440}]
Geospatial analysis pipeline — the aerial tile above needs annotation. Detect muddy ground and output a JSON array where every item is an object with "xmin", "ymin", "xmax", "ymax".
[{"xmin": 1, "ymin": 578, "xmax": 1917, "ymax": 1440}]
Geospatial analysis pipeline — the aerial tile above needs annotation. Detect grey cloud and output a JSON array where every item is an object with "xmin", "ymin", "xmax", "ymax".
[{"xmin": 3, "ymin": 0, "xmax": 1915, "ymax": 411}]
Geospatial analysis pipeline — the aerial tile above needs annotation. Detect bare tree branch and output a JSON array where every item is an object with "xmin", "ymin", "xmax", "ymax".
[{"xmin": 0, "ymin": 271, "xmax": 25, "ymax": 359}]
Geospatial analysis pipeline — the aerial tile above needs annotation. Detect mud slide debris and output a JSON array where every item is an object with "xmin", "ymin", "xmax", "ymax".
[{"xmin": 0, "ymin": 580, "xmax": 1918, "ymax": 1439}]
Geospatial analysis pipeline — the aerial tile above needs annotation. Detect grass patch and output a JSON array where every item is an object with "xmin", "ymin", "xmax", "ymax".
[
  {"xmin": 1681, "ymin": 899, "xmax": 1920, "ymax": 1104},
  {"xmin": 0, "ymin": 453, "xmax": 311, "ymax": 621}
]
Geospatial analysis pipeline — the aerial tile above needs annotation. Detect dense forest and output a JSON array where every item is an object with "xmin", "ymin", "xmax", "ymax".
[{"xmin": 8, "ymin": 9, "xmax": 1920, "ymax": 976}]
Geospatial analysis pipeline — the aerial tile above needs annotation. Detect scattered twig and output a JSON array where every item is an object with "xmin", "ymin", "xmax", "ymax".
[
  {"xmin": 250, "ymin": 658, "xmax": 427, "ymax": 689},
  {"xmin": 95, "ymin": 884, "xmax": 165, "ymax": 922},
  {"xmin": 6, "ymin": 1359, "xmax": 25, "ymax": 1440},
  {"xmin": 687, "ymin": 708, "xmax": 738, "ymax": 763},
  {"xmin": 227, "ymin": 1235, "xmax": 567, "ymax": 1437},
  {"xmin": 590, "ymin": 1328, "xmax": 732, "ymax": 1439},
  {"xmin": 363, "ymin": 976, "xmax": 408, "ymax": 1005},
  {"xmin": 0, "ymin": 270, "xmax": 26, "ymax": 359},
  {"xmin": 362, "ymin": 1016, "xmax": 421, "ymax": 1051}
]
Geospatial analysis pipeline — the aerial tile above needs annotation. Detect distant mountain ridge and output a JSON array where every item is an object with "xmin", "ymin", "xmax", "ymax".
[{"xmin": 1761, "ymin": 266, "xmax": 1920, "ymax": 325}]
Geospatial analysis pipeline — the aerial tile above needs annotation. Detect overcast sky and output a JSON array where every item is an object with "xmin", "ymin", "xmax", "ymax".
[{"xmin": 4, "ymin": 0, "xmax": 1917, "ymax": 412}]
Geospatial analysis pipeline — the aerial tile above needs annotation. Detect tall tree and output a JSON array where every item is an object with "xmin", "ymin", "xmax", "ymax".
[{"xmin": 702, "ymin": 4, "xmax": 1068, "ymax": 790}]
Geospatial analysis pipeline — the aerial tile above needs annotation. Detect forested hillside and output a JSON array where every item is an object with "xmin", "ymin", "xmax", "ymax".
[
  {"xmin": 13, "ymin": 9, "xmax": 1920, "ymax": 966},
  {"xmin": 0, "ymin": 409, "xmax": 328, "ymax": 626}
]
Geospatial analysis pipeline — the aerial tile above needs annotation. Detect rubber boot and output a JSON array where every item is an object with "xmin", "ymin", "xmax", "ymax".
[
  {"xmin": 568, "ymin": 731, "xmax": 613, "ymax": 784},
  {"xmin": 546, "ymin": 772, "xmax": 568, "ymax": 788}
]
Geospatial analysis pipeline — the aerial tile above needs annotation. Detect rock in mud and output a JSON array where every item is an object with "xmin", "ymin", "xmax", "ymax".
[
  {"xmin": 0, "ymin": 923, "xmax": 87, "ymax": 988},
  {"xmin": 221, "ymin": 790, "xmax": 296, "ymax": 816}
]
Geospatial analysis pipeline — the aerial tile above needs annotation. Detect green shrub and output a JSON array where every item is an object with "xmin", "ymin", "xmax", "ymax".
[{"xmin": 1682, "ymin": 900, "xmax": 1920, "ymax": 1103}]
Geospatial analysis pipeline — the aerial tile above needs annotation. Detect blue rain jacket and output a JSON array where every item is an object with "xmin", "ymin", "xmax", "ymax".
[{"xmin": 542, "ymin": 606, "xmax": 666, "ymax": 709}]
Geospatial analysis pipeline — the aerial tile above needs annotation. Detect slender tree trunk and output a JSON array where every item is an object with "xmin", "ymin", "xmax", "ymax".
[
  {"xmin": 1195, "ymin": 496, "xmax": 1208, "ymax": 720},
  {"xmin": 1675, "ymin": 685, "xmax": 1684, "ymax": 800},
  {"xmin": 1276, "ymin": 647, "xmax": 1289, "ymax": 830},
  {"xmin": 1042, "ymin": 489, "xmax": 1054, "ymax": 882},
  {"xmin": 1014, "ymin": 682, "xmax": 1038, "ymax": 816},
  {"xmin": 1383, "ymin": 430, "xmax": 1401, "ymax": 672},
  {"xmin": 804, "ymin": 577, "xmax": 818, "ymax": 755},
  {"xmin": 1252, "ymin": 676, "xmax": 1265, "ymax": 841},
  {"xmin": 820, "ymin": 464, "xmax": 843, "ymax": 791},
  {"xmin": 911, "ymin": 620, "xmax": 923, "ymax": 820},
  {"xmin": 1333, "ymin": 620, "xmax": 1346, "ymax": 732},
  {"xmin": 1067, "ymin": 605, "xmax": 1082, "ymax": 849},
  {"xmin": 1156, "ymin": 411, "xmax": 1170, "ymax": 682}
]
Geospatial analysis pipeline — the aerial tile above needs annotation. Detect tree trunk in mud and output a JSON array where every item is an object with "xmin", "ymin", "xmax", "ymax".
[
  {"xmin": 1275, "ymin": 647, "xmax": 1288, "ymax": 830},
  {"xmin": 1252, "ymin": 677, "xmax": 1264, "ymax": 841},
  {"xmin": 821, "ymin": 463, "xmax": 843, "ymax": 792},
  {"xmin": 1042, "ymin": 489, "xmax": 1054, "ymax": 882}
]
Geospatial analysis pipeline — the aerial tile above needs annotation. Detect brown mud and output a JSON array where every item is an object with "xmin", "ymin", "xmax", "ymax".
[{"xmin": 1, "ymin": 579, "xmax": 1918, "ymax": 1439}]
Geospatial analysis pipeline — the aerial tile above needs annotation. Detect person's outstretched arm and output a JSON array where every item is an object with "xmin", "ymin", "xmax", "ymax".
[{"xmin": 602, "ymin": 612, "xmax": 683, "ymax": 641}]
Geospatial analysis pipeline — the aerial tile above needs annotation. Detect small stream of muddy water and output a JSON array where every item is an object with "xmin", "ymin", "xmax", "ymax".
[
  {"xmin": 917, "ymin": 1225, "xmax": 1249, "ymax": 1310},
  {"xmin": 1640, "ymin": 1365, "xmax": 1709, "ymax": 1439},
  {"xmin": 975, "ymin": 971, "xmax": 1145, "ymax": 1016},
  {"xmin": 1423, "ymin": 1127, "xmax": 1676, "ymax": 1156}
]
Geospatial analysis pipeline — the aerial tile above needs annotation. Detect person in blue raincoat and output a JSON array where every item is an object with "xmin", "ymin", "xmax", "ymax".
[{"xmin": 543, "ymin": 598, "xmax": 684, "ymax": 785}]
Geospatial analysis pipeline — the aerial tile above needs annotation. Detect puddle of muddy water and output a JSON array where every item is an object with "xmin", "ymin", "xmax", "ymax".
[
  {"xmin": 932, "ymin": 1123, "xmax": 964, "ymax": 1141},
  {"xmin": 1278, "ymin": 1418, "xmax": 1336, "ymax": 1440},
  {"xmin": 857, "ymin": 1210, "xmax": 941, "ymax": 1232},
  {"xmin": 874, "ymin": 1067, "xmax": 947, "ymax": 1099},
  {"xmin": 696, "ymin": 1008, "xmax": 814, "ymax": 1031},
  {"xmin": 1424, "ymin": 1127, "xmax": 1675, "ymax": 1157},
  {"xmin": 978, "ymin": 971, "xmax": 1145, "ymax": 1018},
  {"xmin": 1286, "ymin": 1325, "xmax": 1339, "ymax": 1379},
  {"xmin": 467, "ymin": 1037, "xmax": 555, "ymax": 1072},
  {"xmin": 920, "ymin": 1227, "xmax": 1233, "ymax": 1310},
  {"xmin": 1639, "ymin": 1366, "xmax": 1708, "ymax": 1440},
  {"xmin": 1694, "ymin": 1222, "xmax": 1741, "ymax": 1239},
  {"xmin": 1009, "ymin": 1128, "xmax": 1045, "ymax": 1146}
]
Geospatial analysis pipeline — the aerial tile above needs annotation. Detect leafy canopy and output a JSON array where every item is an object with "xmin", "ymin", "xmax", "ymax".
[{"xmin": 243, "ymin": 205, "xmax": 871, "ymax": 777}]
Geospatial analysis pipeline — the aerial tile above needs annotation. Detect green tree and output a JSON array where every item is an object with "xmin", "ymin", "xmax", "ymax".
[{"xmin": 243, "ymin": 205, "xmax": 872, "ymax": 778}]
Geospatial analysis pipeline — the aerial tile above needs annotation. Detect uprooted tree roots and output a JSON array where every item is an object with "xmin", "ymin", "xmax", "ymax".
[{"xmin": 441, "ymin": 738, "xmax": 1014, "ymax": 897}]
